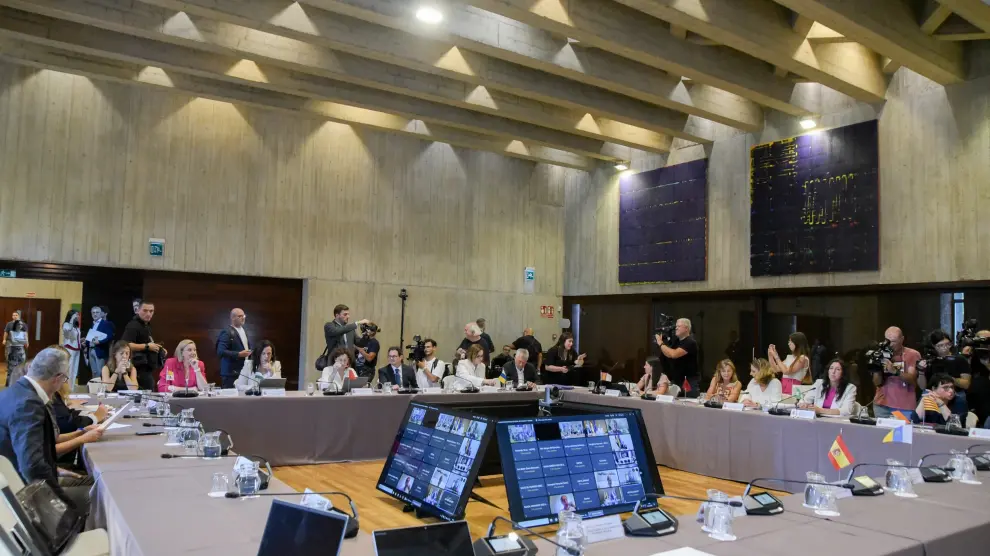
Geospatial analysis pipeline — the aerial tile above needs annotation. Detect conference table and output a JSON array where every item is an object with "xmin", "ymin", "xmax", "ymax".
[{"xmin": 79, "ymin": 389, "xmax": 990, "ymax": 555}]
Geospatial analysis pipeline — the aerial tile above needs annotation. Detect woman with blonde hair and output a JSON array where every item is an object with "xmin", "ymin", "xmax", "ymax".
[
  {"xmin": 705, "ymin": 359, "xmax": 742, "ymax": 403},
  {"xmin": 454, "ymin": 344, "xmax": 499, "ymax": 388},
  {"xmin": 741, "ymin": 358, "xmax": 783, "ymax": 409},
  {"xmin": 157, "ymin": 339, "xmax": 208, "ymax": 392}
]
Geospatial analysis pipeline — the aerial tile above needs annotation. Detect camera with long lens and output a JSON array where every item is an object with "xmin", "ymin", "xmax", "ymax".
[
  {"xmin": 655, "ymin": 313, "xmax": 676, "ymax": 346},
  {"xmin": 405, "ymin": 335, "xmax": 427, "ymax": 362},
  {"xmin": 957, "ymin": 319, "xmax": 990, "ymax": 356},
  {"xmin": 360, "ymin": 322, "xmax": 380, "ymax": 336},
  {"xmin": 865, "ymin": 339, "xmax": 894, "ymax": 373}
]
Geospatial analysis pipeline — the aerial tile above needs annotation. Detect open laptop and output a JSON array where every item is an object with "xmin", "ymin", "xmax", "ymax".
[
  {"xmin": 372, "ymin": 521, "xmax": 474, "ymax": 556},
  {"xmin": 340, "ymin": 376, "xmax": 369, "ymax": 393},
  {"xmin": 257, "ymin": 499, "xmax": 348, "ymax": 556},
  {"xmin": 258, "ymin": 378, "xmax": 287, "ymax": 389}
]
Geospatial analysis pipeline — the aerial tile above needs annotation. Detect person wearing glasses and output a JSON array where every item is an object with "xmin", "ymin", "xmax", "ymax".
[
  {"xmin": 916, "ymin": 373, "xmax": 955, "ymax": 425},
  {"xmin": 918, "ymin": 329, "xmax": 971, "ymax": 417}
]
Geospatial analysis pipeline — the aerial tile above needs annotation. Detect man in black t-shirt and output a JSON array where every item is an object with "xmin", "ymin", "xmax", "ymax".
[
  {"xmin": 655, "ymin": 318, "xmax": 699, "ymax": 395},
  {"xmin": 511, "ymin": 328, "xmax": 544, "ymax": 372},
  {"xmin": 121, "ymin": 301, "xmax": 163, "ymax": 390},
  {"xmin": 354, "ymin": 325, "xmax": 380, "ymax": 379},
  {"xmin": 457, "ymin": 322, "xmax": 490, "ymax": 364}
]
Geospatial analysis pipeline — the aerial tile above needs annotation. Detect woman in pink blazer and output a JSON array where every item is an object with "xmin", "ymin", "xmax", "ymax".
[{"xmin": 158, "ymin": 339, "xmax": 208, "ymax": 392}]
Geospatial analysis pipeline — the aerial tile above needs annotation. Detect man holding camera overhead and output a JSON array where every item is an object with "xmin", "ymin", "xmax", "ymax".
[
  {"xmin": 415, "ymin": 339, "xmax": 445, "ymax": 389},
  {"xmin": 354, "ymin": 322, "xmax": 380, "ymax": 379},
  {"xmin": 323, "ymin": 304, "xmax": 370, "ymax": 360},
  {"xmin": 871, "ymin": 326, "xmax": 921, "ymax": 420}
]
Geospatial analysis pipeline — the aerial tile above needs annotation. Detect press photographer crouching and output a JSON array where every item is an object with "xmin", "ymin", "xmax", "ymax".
[
  {"xmin": 869, "ymin": 326, "xmax": 921, "ymax": 421},
  {"xmin": 654, "ymin": 316, "xmax": 700, "ymax": 396},
  {"xmin": 918, "ymin": 329, "xmax": 971, "ymax": 418}
]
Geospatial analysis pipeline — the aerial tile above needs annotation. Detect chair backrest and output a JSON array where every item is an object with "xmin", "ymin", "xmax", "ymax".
[
  {"xmin": 0, "ymin": 458, "xmax": 23, "ymax": 495},
  {"xmin": 967, "ymin": 411, "xmax": 979, "ymax": 429},
  {"xmin": 668, "ymin": 384, "xmax": 681, "ymax": 398}
]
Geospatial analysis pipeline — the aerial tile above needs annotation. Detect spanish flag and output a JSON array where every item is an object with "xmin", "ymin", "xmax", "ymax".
[
  {"xmin": 882, "ymin": 424, "xmax": 913, "ymax": 444},
  {"xmin": 498, "ymin": 368, "xmax": 508, "ymax": 386},
  {"xmin": 827, "ymin": 434, "xmax": 854, "ymax": 471}
]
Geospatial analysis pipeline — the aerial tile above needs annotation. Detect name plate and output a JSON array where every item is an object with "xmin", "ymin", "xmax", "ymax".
[
  {"xmin": 723, "ymin": 403, "xmax": 745, "ymax": 412},
  {"xmin": 604, "ymin": 389, "xmax": 621, "ymax": 397},
  {"xmin": 351, "ymin": 388, "xmax": 374, "ymax": 396},
  {"xmin": 876, "ymin": 418, "xmax": 909, "ymax": 428},
  {"xmin": 582, "ymin": 515, "xmax": 624, "ymax": 544},
  {"xmin": 655, "ymin": 395, "xmax": 675, "ymax": 403},
  {"xmin": 220, "ymin": 388, "xmax": 238, "ymax": 397},
  {"xmin": 261, "ymin": 388, "xmax": 286, "ymax": 397},
  {"xmin": 970, "ymin": 428, "xmax": 990, "ymax": 439},
  {"xmin": 790, "ymin": 409, "xmax": 816, "ymax": 420}
]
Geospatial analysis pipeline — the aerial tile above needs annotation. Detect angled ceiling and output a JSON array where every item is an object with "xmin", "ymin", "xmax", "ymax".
[{"xmin": 0, "ymin": 0, "xmax": 986, "ymax": 170}]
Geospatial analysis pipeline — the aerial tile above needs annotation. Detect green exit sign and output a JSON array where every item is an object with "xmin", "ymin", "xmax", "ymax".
[
  {"xmin": 0, "ymin": 270, "xmax": 15, "ymax": 278},
  {"xmin": 149, "ymin": 238, "xmax": 165, "ymax": 257}
]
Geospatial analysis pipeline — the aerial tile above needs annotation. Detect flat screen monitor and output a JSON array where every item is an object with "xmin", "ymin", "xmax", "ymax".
[
  {"xmin": 496, "ymin": 409, "xmax": 664, "ymax": 527},
  {"xmin": 257, "ymin": 499, "xmax": 348, "ymax": 556},
  {"xmin": 375, "ymin": 402, "xmax": 496, "ymax": 520},
  {"xmin": 372, "ymin": 521, "xmax": 474, "ymax": 556}
]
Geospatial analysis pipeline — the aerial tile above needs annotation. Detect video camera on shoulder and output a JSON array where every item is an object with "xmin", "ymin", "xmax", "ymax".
[
  {"xmin": 865, "ymin": 339, "xmax": 893, "ymax": 373},
  {"xmin": 405, "ymin": 335, "xmax": 426, "ymax": 362},
  {"xmin": 360, "ymin": 322, "xmax": 380, "ymax": 336},
  {"xmin": 655, "ymin": 313, "xmax": 676, "ymax": 346},
  {"xmin": 957, "ymin": 319, "xmax": 990, "ymax": 356}
]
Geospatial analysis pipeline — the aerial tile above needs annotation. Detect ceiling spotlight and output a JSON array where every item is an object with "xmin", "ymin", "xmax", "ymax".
[
  {"xmin": 615, "ymin": 163, "xmax": 629, "ymax": 171},
  {"xmin": 799, "ymin": 118, "xmax": 817, "ymax": 130},
  {"xmin": 416, "ymin": 6, "xmax": 444, "ymax": 24}
]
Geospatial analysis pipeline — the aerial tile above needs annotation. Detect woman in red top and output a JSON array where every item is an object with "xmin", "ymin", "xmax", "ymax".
[{"xmin": 158, "ymin": 339, "xmax": 208, "ymax": 392}]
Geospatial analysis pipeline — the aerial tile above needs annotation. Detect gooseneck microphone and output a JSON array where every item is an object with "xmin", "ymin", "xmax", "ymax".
[
  {"xmin": 472, "ymin": 516, "xmax": 579, "ymax": 556},
  {"xmin": 843, "ymin": 462, "xmax": 954, "ymax": 494},
  {"xmin": 768, "ymin": 385, "xmax": 820, "ymax": 416},
  {"xmin": 623, "ymin": 493, "xmax": 740, "ymax": 536},
  {"xmin": 742, "ymin": 478, "xmax": 855, "ymax": 514},
  {"xmin": 223, "ymin": 490, "xmax": 360, "ymax": 539}
]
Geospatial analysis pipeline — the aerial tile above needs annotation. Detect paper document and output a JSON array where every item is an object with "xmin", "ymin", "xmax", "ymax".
[
  {"xmin": 85, "ymin": 330, "xmax": 108, "ymax": 343},
  {"xmin": 69, "ymin": 394, "xmax": 90, "ymax": 400},
  {"xmin": 98, "ymin": 402, "xmax": 133, "ymax": 431},
  {"xmin": 105, "ymin": 423, "xmax": 131, "ymax": 431}
]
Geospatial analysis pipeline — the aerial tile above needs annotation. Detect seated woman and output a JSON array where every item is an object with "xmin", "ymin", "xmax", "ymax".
[
  {"xmin": 741, "ymin": 358, "xmax": 783, "ymax": 409},
  {"xmin": 706, "ymin": 359, "xmax": 742, "ymax": 403},
  {"xmin": 798, "ymin": 359, "xmax": 858, "ymax": 417},
  {"xmin": 543, "ymin": 333, "xmax": 586, "ymax": 385},
  {"xmin": 916, "ymin": 373, "xmax": 956, "ymax": 425},
  {"xmin": 101, "ymin": 340, "xmax": 139, "ymax": 392},
  {"xmin": 636, "ymin": 356, "xmax": 670, "ymax": 395},
  {"xmin": 158, "ymin": 339, "xmax": 208, "ymax": 392},
  {"xmin": 235, "ymin": 340, "xmax": 282, "ymax": 391},
  {"xmin": 319, "ymin": 347, "xmax": 358, "ymax": 391},
  {"xmin": 454, "ymin": 345, "xmax": 499, "ymax": 388}
]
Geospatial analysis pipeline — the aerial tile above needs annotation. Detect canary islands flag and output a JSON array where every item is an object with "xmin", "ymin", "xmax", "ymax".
[
  {"xmin": 891, "ymin": 410, "xmax": 911, "ymax": 423},
  {"xmin": 828, "ymin": 434, "xmax": 854, "ymax": 471},
  {"xmin": 498, "ymin": 368, "xmax": 508, "ymax": 386},
  {"xmin": 882, "ymin": 424, "xmax": 913, "ymax": 444}
]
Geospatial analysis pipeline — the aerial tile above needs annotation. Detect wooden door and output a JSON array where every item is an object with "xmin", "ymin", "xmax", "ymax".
[{"xmin": 0, "ymin": 297, "xmax": 62, "ymax": 361}]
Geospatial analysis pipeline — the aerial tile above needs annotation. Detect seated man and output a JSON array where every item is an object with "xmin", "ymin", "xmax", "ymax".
[
  {"xmin": 916, "ymin": 373, "xmax": 955, "ymax": 425},
  {"xmin": 502, "ymin": 348, "xmax": 537, "ymax": 389},
  {"xmin": 0, "ymin": 348, "xmax": 102, "ymax": 512},
  {"xmin": 378, "ymin": 347, "xmax": 416, "ymax": 389}
]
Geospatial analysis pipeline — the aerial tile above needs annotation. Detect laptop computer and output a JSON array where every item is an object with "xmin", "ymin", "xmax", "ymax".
[
  {"xmin": 340, "ymin": 376, "xmax": 369, "ymax": 393},
  {"xmin": 257, "ymin": 499, "xmax": 348, "ymax": 556},
  {"xmin": 258, "ymin": 378, "xmax": 287, "ymax": 389},
  {"xmin": 372, "ymin": 522, "xmax": 474, "ymax": 556}
]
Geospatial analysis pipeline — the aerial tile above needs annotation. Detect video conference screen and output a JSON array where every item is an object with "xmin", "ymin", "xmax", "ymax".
[
  {"xmin": 376, "ymin": 403, "xmax": 496, "ymax": 521},
  {"xmin": 496, "ymin": 410, "xmax": 663, "ymax": 527}
]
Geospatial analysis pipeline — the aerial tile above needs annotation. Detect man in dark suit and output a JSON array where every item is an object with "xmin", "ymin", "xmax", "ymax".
[
  {"xmin": 502, "ymin": 348, "xmax": 537, "ymax": 388},
  {"xmin": 216, "ymin": 308, "xmax": 252, "ymax": 389},
  {"xmin": 323, "ymin": 304, "xmax": 370, "ymax": 359},
  {"xmin": 0, "ymin": 348, "xmax": 101, "ymax": 511},
  {"xmin": 378, "ymin": 347, "xmax": 416, "ymax": 389},
  {"xmin": 85, "ymin": 305, "xmax": 116, "ymax": 379}
]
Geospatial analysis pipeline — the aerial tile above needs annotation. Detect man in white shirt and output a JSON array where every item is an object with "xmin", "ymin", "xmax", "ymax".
[
  {"xmin": 415, "ymin": 339, "xmax": 445, "ymax": 389},
  {"xmin": 217, "ymin": 308, "xmax": 251, "ymax": 389}
]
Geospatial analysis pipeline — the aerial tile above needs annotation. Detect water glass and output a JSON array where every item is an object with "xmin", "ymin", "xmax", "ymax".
[
  {"xmin": 164, "ymin": 427, "xmax": 183, "ymax": 447},
  {"xmin": 306, "ymin": 383, "xmax": 315, "ymax": 396},
  {"xmin": 383, "ymin": 382, "xmax": 393, "ymax": 394},
  {"xmin": 885, "ymin": 459, "xmax": 917, "ymax": 498},
  {"xmin": 946, "ymin": 414, "xmax": 963, "ymax": 429},
  {"xmin": 587, "ymin": 381, "xmax": 595, "ymax": 391},
  {"xmin": 707, "ymin": 504, "xmax": 737, "ymax": 542},
  {"xmin": 555, "ymin": 511, "xmax": 586, "ymax": 556},
  {"xmin": 208, "ymin": 473, "xmax": 230, "ymax": 498},
  {"xmin": 702, "ymin": 489, "xmax": 728, "ymax": 532}
]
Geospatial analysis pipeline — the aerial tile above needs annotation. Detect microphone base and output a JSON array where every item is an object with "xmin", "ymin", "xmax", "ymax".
[
  {"xmin": 921, "ymin": 467, "xmax": 953, "ymax": 482},
  {"xmin": 851, "ymin": 485, "xmax": 885, "ymax": 496},
  {"xmin": 457, "ymin": 387, "xmax": 480, "ymax": 394},
  {"xmin": 971, "ymin": 455, "xmax": 990, "ymax": 472},
  {"xmin": 515, "ymin": 386, "xmax": 533, "ymax": 392},
  {"xmin": 396, "ymin": 388, "xmax": 419, "ymax": 394},
  {"xmin": 933, "ymin": 425, "xmax": 969, "ymax": 437},
  {"xmin": 849, "ymin": 416, "xmax": 877, "ymax": 426},
  {"xmin": 767, "ymin": 408, "xmax": 792, "ymax": 416},
  {"xmin": 704, "ymin": 401, "xmax": 724, "ymax": 409},
  {"xmin": 640, "ymin": 394, "xmax": 656, "ymax": 401},
  {"xmin": 472, "ymin": 536, "xmax": 536, "ymax": 556},
  {"xmin": 171, "ymin": 391, "xmax": 199, "ymax": 398},
  {"xmin": 322, "ymin": 390, "xmax": 346, "ymax": 396}
]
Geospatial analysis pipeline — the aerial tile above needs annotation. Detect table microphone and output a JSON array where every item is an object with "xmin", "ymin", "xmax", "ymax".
[
  {"xmin": 239, "ymin": 372, "xmax": 264, "ymax": 396},
  {"xmin": 917, "ymin": 452, "xmax": 972, "ymax": 479},
  {"xmin": 222, "ymin": 490, "xmax": 360, "ymax": 539},
  {"xmin": 473, "ymin": 515, "xmax": 580, "ymax": 556},
  {"xmin": 623, "ymin": 493, "xmax": 741, "ymax": 537},
  {"xmin": 843, "ymin": 462, "xmax": 954, "ymax": 495},
  {"xmin": 967, "ymin": 444, "xmax": 990, "ymax": 471},
  {"xmin": 446, "ymin": 374, "xmax": 480, "ymax": 393},
  {"xmin": 849, "ymin": 400, "xmax": 877, "ymax": 425},
  {"xmin": 742, "ymin": 478, "xmax": 855, "ymax": 514},
  {"xmin": 768, "ymin": 385, "xmax": 820, "ymax": 416}
]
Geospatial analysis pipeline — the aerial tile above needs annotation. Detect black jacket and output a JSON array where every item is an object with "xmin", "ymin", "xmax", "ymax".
[
  {"xmin": 216, "ymin": 326, "xmax": 250, "ymax": 378},
  {"xmin": 378, "ymin": 364, "xmax": 416, "ymax": 389},
  {"xmin": 0, "ymin": 378, "xmax": 61, "ymax": 490},
  {"xmin": 502, "ymin": 362, "xmax": 537, "ymax": 386}
]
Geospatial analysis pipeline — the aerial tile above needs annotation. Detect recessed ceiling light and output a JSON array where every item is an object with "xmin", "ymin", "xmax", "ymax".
[
  {"xmin": 615, "ymin": 163, "xmax": 629, "ymax": 171},
  {"xmin": 416, "ymin": 6, "xmax": 443, "ymax": 24},
  {"xmin": 799, "ymin": 118, "xmax": 817, "ymax": 130}
]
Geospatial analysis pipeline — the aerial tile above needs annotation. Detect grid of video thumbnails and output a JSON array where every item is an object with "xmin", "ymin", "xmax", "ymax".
[
  {"xmin": 506, "ymin": 415, "xmax": 647, "ymax": 524},
  {"xmin": 379, "ymin": 405, "xmax": 490, "ymax": 518}
]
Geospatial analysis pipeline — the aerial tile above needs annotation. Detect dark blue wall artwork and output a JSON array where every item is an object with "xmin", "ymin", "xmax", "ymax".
[
  {"xmin": 618, "ymin": 159, "xmax": 708, "ymax": 285},
  {"xmin": 750, "ymin": 119, "xmax": 880, "ymax": 277}
]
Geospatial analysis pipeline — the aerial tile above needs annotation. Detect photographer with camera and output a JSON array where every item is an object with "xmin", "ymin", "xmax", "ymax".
[
  {"xmin": 918, "ymin": 329, "xmax": 970, "ymax": 417},
  {"xmin": 870, "ymin": 327, "xmax": 921, "ymax": 420},
  {"xmin": 354, "ymin": 322, "xmax": 380, "ymax": 379},
  {"xmin": 655, "ymin": 318, "xmax": 699, "ymax": 395},
  {"xmin": 961, "ymin": 327, "xmax": 990, "ymax": 428},
  {"xmin": 414, "ymin": 338, "xmax": 445, "ymax": 389},
  {"xmin": 323, "ymin": 304, "xmax": 370, "ymax": 359}
]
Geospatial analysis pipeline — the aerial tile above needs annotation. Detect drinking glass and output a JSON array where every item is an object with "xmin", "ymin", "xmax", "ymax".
[
  {"xmin": 946, "ymin": 414, "xmax": 963, "ymax": 429},
  {"xmin": 803, "ymin": 472, "xmax": 826, "ymax": 509},
  {"xmin": 885, "ymin": 459, "xmax": 917, "ymax": 498},
  {"xmin": 306, "ymin": 383, "xmax": 315, "ymax": 396},
  {"xmin": 209, "ymin": 473, "xmax": 230, "ymax": 498},
  {"xmin": 587, "ymin": 381, "xmax": 595, "ymax": 391},
  {"xmin": 383, "ymin": 382, "xmax": 392, "ymax": 394},
  {"xmin": 555, "ymin": 511, "xmax": 586, "ymax": 556},
  {"xmin": 164, "ymin": 427, "xmax": 183, "ymax": 447},
  {"xmin": 707, "ymin": 504, "xmax": 737, "ymax": 541},
  {"xmin": 703, "ymin": 490, "xmax": 728, "ymax": 532}
]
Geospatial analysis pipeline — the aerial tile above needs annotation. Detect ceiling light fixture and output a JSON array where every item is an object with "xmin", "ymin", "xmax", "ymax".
[
  {"xmin": 416, "ymin": 6, "xmax": 444, "ymax": 24},
  {"xmin": 799, "ymin": 118, "xmax": 817, "ymax": 130},
  {"xmin": 615, "ymin": 163, "xmax": 629, "ymax": 171}
]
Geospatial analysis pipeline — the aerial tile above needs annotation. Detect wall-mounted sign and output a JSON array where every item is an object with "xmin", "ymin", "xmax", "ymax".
[
  {"xmin": 540, "ymin": 305, "xmax": 555, "ymax": 319},
  {"xmin": 0, "ymin": 270, "xmax": 15, "ymax": 278},
  {"xmin": 149, "ymin": 238, "xmax": 165, "ymax": 257},
  {"xmin": 523, "ymin": 266, "xmax": 536, "ymax": 294}
]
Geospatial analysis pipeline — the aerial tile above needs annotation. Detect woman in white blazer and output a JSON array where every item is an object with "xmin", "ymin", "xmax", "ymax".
[
  {"xmin": 741, "ymin": 358, "xmax": 782, "ymax": 409},
  {"xmin": 799, "ymin": 359, "xmax": 858, "ymax": 417},
  {"xmin": 453, "ymin": 345, "xmax": 499, "ymax": 388},
  {"xmin": 235, "ymin": 340, "xmax": 282, "ymax": 391}
]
